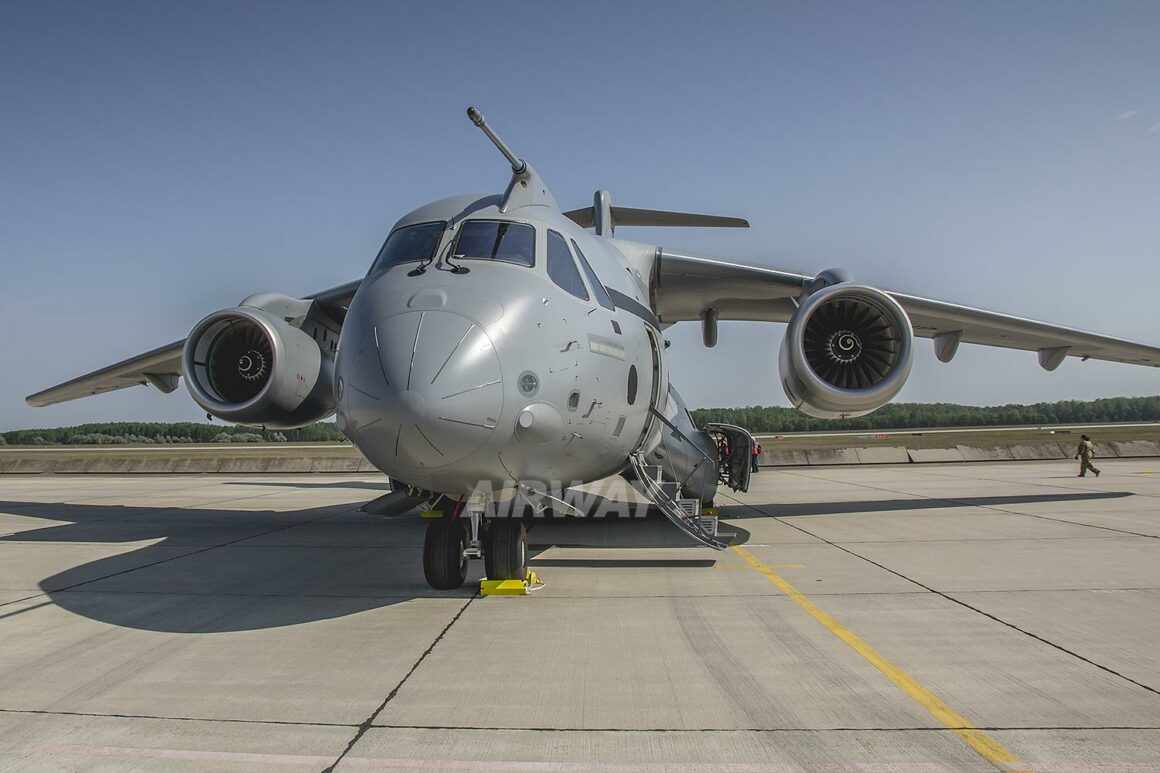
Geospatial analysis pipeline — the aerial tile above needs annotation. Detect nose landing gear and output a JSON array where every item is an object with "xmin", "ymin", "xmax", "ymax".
[
  {"xmin": 422, "ymin": 514, "xmax": 468, "ymax": 590},
  {"xmin": 420, "ymin": 497, "xmax": 529, "ymax": 590},
  {"xmin": 484, "ymin": 520, "xmax": 528, "ymax": 581}
]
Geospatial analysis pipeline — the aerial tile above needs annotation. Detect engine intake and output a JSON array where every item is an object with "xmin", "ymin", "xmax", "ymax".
[
  {"xmin": 203, "ymin": 317, "xmax": 273, "ymax": 403},
  {"xmin": 779, "ymin": 284, "xmax": 913, "ymax": 418},
  {"xmin": 183, "ymin": 299, "xmax": 336, "ymax": 429}
]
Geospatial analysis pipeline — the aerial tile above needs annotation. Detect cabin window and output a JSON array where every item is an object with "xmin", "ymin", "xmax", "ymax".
[
  {"xmin": 571, "ymin": 240, "xmax": 616, "ymax": 311},
  {"xmin": 452, "ymin": 220, "xmax": 535, "ymax": 267},
  {"xmin": 627, "ymin": 365, "xmax": 638, "ymax": 405},
  {"xmin": 367, "ymin": 221, "xmax": 446, "ymax": 279},
  {"xmin": 547, "ymin": 230, "xmax": 589, "ymax": 300}
]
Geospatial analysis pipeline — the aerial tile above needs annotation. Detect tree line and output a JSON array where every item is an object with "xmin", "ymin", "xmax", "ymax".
[
  {"xmin": 2, "ymin": 422, "xmax": 348, "ymax": 446},
  {"xmin": 691, "ymin": 395, "xmax": 1160, "ymax": 433},
  {"xmin": 4, "ymin": 395, "xmax": 1159, "ymax": 445}
]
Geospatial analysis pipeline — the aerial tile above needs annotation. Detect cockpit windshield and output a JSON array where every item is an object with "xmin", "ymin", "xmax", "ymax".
[
  {"xmin": 367, "ymin": 221, "xmax": 446, "ymax": 280},
  {"xmin": 451, "ymin": 220, "xmax": 535, "ymax": 267}
]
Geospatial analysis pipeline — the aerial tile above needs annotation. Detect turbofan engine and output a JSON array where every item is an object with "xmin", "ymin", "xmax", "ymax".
[
  {"xmin": 779, "ymin": 283, "xmax": 913, "ymax": 419},
  {"xmin": 182, "ymin": 294, "xmax": 337, "ymax": 428}
]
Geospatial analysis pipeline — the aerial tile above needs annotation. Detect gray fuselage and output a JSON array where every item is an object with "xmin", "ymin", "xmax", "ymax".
[{"xmin": 335, "ymin": 193, "xmax": 686, "ymax": 500}]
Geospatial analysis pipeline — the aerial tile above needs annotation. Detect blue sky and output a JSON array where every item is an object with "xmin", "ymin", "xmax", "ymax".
[{"xmin": 3, "ymin": 1, "xmax": 1159, "ymax": 430}]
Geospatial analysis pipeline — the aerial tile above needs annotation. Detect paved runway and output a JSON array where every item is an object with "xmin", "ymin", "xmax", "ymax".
[{"xmin": 1, "ymin": 460, "xmax": 1159, "ymax": 771}]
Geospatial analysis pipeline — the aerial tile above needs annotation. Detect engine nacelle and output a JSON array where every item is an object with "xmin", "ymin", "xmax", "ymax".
[
  {"xmin": 182, "ymin": 295, "xmax": 336, "ymax": 429},
  {"xmin": 779, "ymin": 284, "xmax": 913, "ymax": 419}
]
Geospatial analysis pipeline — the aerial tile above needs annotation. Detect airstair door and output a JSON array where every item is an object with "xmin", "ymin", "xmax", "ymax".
[{"xmin": 706, "ymin": 423, "xmax": 755, "ymax": 493}]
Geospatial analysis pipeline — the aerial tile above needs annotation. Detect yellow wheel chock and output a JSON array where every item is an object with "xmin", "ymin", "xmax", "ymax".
[{"xmin": 480, "ymin": 569, "xmax": 544, "ymax": 596}]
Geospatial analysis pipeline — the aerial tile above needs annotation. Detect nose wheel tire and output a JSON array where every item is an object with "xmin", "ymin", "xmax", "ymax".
[
  {"xmin": 484, "ymin": 520, "xmax": 528, "ymax": 581},
  {"xmin": 423, "ymin": 518, "xmax": 468, "ymax": 590}
]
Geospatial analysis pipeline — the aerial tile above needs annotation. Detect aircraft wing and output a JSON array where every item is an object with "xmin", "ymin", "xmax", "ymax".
[
  {"xmin": 652, "ymin": 251, "xmax": 1160, "ymax": 368},
  {"xmin": 26, "ymin": 279, "xmax": 362, "ymax": 407},
  {"xmin": 25, "ymin": 339, "xmax": 188, "ymax": 407}
]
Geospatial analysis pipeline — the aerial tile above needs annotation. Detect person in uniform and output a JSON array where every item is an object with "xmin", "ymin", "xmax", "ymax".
[
  {"xmin": 1075, "ymin": 434, "xmax": 1101, "ymax": 478},
  {"xmin": 751, "ymin": 441, "xmax": 761, "ymax": 473}
]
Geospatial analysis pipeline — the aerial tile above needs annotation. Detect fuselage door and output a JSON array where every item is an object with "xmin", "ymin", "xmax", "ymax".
[
  {"xmin": 633, "ymin": 326, "xmax": 668, "ymax": 453},
  {"xmin": 646, "ymin": 327, "xmax": 663, "ymax": 412},
  {"xmin": 706, "ymin": 423, "xmax": 755, "ymax": 493}
]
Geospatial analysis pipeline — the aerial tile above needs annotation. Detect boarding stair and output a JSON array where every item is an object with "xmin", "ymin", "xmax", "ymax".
[{"xmin": 628, "ymin": 452, "xmax": 728, "ymax": 550}]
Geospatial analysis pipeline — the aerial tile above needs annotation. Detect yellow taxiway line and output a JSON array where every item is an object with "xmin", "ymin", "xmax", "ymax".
[{"xmin": 731, "ymin": 544, "xmax": 1029, "ymax": 771}]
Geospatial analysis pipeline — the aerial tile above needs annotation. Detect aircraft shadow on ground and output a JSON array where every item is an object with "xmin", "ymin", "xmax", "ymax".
[
  {"xmin": 530, "ymin": 558, "xmax": 718, "ymax": 568},
  {"xmin": 0, "ymin": 493, "xmax": 748, "ymax": 635},
  {"xmin": 222, "ymin": 480, "xmax": 393, "ymax": 490},
  {"xmin": 716, "ymin": 491, "xmax": 1134, "ymax": 519}
]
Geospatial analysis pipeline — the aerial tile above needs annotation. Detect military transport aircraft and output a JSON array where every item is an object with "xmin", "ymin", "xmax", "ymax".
[{"xmin": 28, "ymin": 107, "xmax": 1160, "ymax": 590}]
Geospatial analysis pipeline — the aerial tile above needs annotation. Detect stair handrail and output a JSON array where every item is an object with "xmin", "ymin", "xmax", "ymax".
[{"xmin": 629, "ymin": 451, "xmax": 728, "ymax": 550}]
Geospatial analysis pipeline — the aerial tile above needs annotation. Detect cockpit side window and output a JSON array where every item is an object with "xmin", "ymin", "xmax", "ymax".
[
  {"xmin": 547, "ymin": 230, "xmax": 589, "ymax": 301},
  {"xmin": 570, "ymin": 240, "xmax": 616, "ymax": 311},
  {"xmin": 452, "ymin": 220, "xmax": 535, "ymax": 267},
  {"xmin": 367, "ymin": 221, "xmax": 446, "ymax": 280}
]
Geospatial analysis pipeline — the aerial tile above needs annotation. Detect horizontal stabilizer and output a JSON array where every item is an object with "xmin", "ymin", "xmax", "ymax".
[{"xmin": 564, "ymin": 205, "xmax": 749, "ymax": 230}]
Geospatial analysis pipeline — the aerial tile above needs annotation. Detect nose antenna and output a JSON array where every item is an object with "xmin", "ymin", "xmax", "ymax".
[{"xmin": 467, "ymin": 106, "xmax": 527, "ymax": 177}]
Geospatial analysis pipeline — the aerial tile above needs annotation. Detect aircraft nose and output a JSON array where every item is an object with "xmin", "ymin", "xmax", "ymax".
[{"xmin": 372, "ymin": 310, "xmax": 502, "ymax": 469}]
